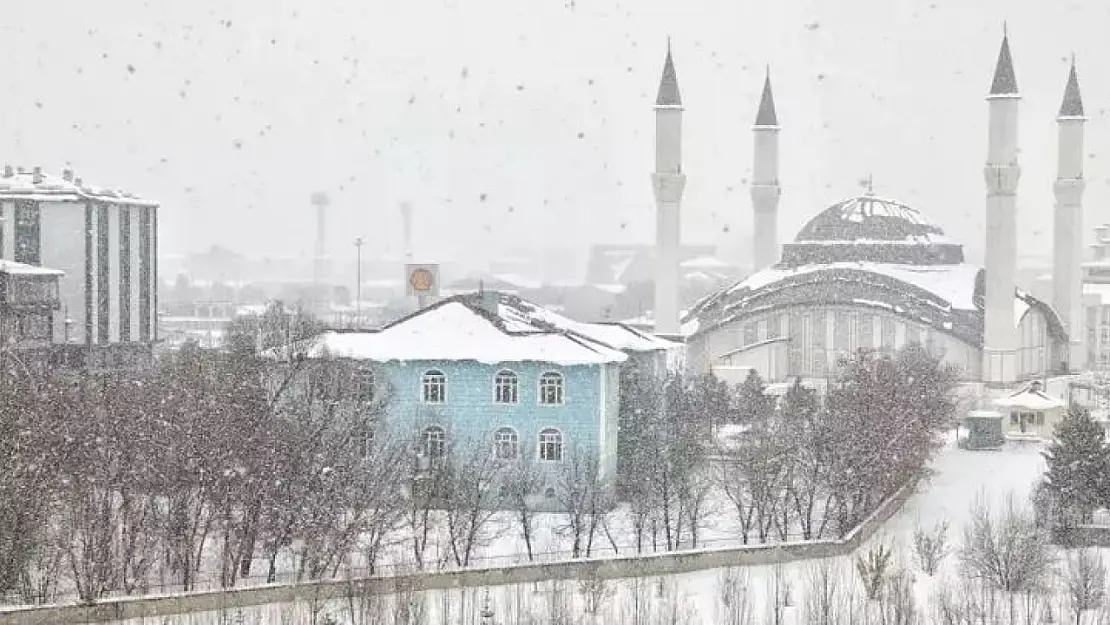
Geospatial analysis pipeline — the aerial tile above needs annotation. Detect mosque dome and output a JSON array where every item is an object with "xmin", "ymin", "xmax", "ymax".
[{"xmin": 780, "ymin": 194, "xmax": 965, "ymax": 267}]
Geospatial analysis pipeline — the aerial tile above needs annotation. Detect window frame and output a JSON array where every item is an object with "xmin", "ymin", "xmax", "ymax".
[
  {"xmin": 538, "ymin": 427, "xmax": 563, "ymax": 462},
  {"xmin": 422, "ymin": 425, "xmax": 447, "ymax": 458},
  {"xmin": 493, "ymin": 426, "xmax": 520, "ymax": 460},
  {"xmin": 538, "ymin": 371, "xmax": 565, "ymax": 406},
  {"xmin": 421, "ymin": 369, "xmax": 447, "ymax": 404},
  {"xmin": 355, "ymin": 364, "xmax": 375, "ymax": 403},
  {"xmin": 493, "ymin": 369, "xmax": 519, "ymax": 405}
]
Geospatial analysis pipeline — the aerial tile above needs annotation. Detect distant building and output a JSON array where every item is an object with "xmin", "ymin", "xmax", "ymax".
[
  {"xmin": 1081, "ymin": 225, "xmax": 1110, "ymax": 369},
  {"xmin": 0, "ymin": 166, "xmax": 159, "ymax": 370},
  {"xmin": 290, "ymin": 291, "xmax": 677, "ymax": 500}
]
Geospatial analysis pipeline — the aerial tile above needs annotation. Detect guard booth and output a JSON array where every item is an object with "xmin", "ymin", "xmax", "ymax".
[{"xmin": 962, "ymin": 409, "xmax": 1005, "ymax": 450}]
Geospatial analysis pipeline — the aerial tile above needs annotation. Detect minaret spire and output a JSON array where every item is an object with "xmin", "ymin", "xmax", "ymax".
[
  {"xmin": 1053, "ymin": 57, "xmax": 1088, "ymax": 371},
  {"xmin": 754, "ymin": 66, "xmax": 778, "ymax": 127},
  {"xmin": 655, "ymin": 41, "xmax": 682, "ymax": 107},
  {"xmin": 989, "ymin": 27, "xmax": 1019, "ymax": 96},
  {"xmin": 1058, "ymin": 56, "xmax": 1084, "ymax": 118}
]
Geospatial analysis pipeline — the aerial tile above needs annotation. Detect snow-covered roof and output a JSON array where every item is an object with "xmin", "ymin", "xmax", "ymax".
[
  {"xmin": 0, "ymin": 168, "xmax": 158, "ymax": 207},
  {"xmin": 279, "ymin": 292, "xmax": 680, "ymax": 365},
  {"xmin": 292, "ymin": 300, "xmax": 628, "ymax": 366},
  {"xmin": 681, "ymin": 256, "xmax": 733, "ymax": 270},
  {"xmin": 491, "ymin": 292, "xmax": 678, "ymax": 353},
  {"xmin": 0, "ymin": 260, "xmax": 63, "ymax": 276},
  {"xmin": 685, "ymin": 260, "xmax": 1067, "ymax": 346},
  {"xmin": 723, "ymin": 262, "xmax": 982, "ymax": 310},
  {"xmin": 794, "ymin": 194, "xmax": 956, "ymax": 245},
  {"xmin": 993, "ymin": 382, "xmax": 1065, "ymax": 411}
]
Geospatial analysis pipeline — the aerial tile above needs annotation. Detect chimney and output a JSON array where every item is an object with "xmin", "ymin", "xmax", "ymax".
[
  {"xmin": 477, "ymin": 284, "xmax": 500, "ymax": 316},
  {"xmin": 74, "ymin": 177, "xmax": 83, "ymax": 188},
  {"xmin": 32, "ymin": 167, "xmax": 43, "ymax": 184},
  {"xmin": 62, "ymin": 169, "xmax": 73, "ymax": 182},
  {"xmin": 16, "ymin": 166, "xmax": 25, "ymax": 174},
  {"xmin": 2, "ymin": 165, "xmax": 11, "ymax": 178},
  {"xmin": 1094, "ymin": 244, "xmax": 1105, "ymax": 262}
]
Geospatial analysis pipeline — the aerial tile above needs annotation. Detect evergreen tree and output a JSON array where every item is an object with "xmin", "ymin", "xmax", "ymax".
[
  {"xmin": 780, "ymin": 378, "xmax": 819, "ymax": 424},
  {"xmin": 1043, "ymin": 404, "xmax": 1110, "ymax": 524},
  {"xmin": 690, "ymin": 372, "xmax": 735, "ymax": 433},
  {"xmin": 734, "ymin": 369, "xmax": 773, "ymax": 423}
]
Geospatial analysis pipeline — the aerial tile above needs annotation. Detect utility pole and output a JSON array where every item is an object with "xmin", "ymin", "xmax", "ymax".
[{"xmin": 354, "ymin": 236, "xmax": 364, "ymax": 329}]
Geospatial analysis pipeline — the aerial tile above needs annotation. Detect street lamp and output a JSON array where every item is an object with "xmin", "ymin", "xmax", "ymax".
[{"xmin": 354, "ymin": 237, "xmax": 364, "ymax": 329}]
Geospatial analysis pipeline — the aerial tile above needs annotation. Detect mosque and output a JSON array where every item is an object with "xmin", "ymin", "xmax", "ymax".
[{"xmin": 649, "ymin": 33, "xmax": 1089, "ymax": 389}]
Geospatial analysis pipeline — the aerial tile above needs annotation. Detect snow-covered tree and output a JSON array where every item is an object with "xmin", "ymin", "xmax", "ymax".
[
  {"xmin": 1066, "ymin": 549, "xmax": 1106, "ymax": 623},
  {"xmin": 959, "ymin": 493, "xmax": 1055, "ymax": 621},
  {"xmin": 1043, "ymin": 403, "xmax": 1110, "ymax": 525},
  {"xmin": 734, "ymin": 369, "xmax": 773, "ymax": 423}
]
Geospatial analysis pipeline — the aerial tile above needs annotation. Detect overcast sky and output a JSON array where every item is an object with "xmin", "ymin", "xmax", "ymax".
[{"xmin": 1, "ymin": 0, "xmax": 1107, "ymax": 267}]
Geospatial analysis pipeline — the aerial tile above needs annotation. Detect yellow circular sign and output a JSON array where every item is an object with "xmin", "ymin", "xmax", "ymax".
[{"xmin": 410, "ymin": 268, "xmax": 434, "ymax": 292}]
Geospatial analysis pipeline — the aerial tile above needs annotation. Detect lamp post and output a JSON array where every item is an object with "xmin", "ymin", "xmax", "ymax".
[{"xmin": 354, "ymin": 237, "xmax": 364, "ymax": 329}]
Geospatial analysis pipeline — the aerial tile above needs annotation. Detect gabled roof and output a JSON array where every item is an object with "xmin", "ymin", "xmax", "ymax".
[
  {"xmin": 754, "ymin": 66, "xmax": 778, "ymax": 127},
  {"xmin": 993, "ymin": 381, "xmax": 1065, "ymax": 410},
  {"xmin": 988, "ymin": 33, "xmax": 1019, "ymax": 97},
  {"xmin": 282, "ymin": 293, "xmax": 637, "ymax": 366},
  {"xmin": 1058, "ymin": 58, "xmax": 1085, "ymax": 118},
  {"xmin": 655, "ymin": 43, "xmax": 682, "ymax": 107}
]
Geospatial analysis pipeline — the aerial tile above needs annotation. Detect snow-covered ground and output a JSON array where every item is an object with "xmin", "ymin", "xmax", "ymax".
[{"xmin": 100, "ymin": 431, "xmax": 1055, "ymax": 624}]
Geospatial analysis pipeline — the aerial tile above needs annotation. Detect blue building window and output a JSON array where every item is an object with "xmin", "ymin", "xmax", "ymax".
[
  {"xmin": 423, "ymin": 425, "xmax": 446, "ymax": 458},
  {"xmin": 538, "ymin": 428, "xmax": 563, "ymax": 461},
  {"xmin": 356, "ymin": 365, "xmax": 375, "ymax": 402},
  {"xmin": 494, "ymin": 426, "xmax": 519, "ymax": 459},
  {"xmin": 422, "ymin": 370, "xmax": 446, "ymax": 404},
  {"xmin": 494, "ymin": 369, "xmax": 518, "ymax": 404},
  {"xmin": 538, "ymin": 372, "xmax": 565, "ymax": 406}
]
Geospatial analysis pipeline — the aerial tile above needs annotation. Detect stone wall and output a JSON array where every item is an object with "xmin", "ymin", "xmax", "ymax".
[{"xmin": 0, "ymin": 482, "xmax": 915, "ymax": 625}]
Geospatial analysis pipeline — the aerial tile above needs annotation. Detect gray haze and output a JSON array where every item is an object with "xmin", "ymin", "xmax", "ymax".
[{"xmin": 2, "ymin": 0, "xmax": 1107, "ymax": 269}]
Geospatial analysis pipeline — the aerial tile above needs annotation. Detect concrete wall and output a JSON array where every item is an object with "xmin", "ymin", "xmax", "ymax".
[{"xmin": 0, "ymin": 481, "xmax": 914, "ymax": 625}]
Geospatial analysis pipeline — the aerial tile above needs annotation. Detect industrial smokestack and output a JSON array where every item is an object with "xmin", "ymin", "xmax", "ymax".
[
  {"xmin": 310, "ymin": 192, "xmax": 331, "ymax": 288},
  {"xmin": 400, "ymin": 201, "xmax": 414, "ymax": 262}
]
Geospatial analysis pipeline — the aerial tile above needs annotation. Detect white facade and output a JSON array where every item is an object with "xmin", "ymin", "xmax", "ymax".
[
  {"xmin": 0, "ymin": 169, "xmax": 158, "ymax": 350},
  {"xmin": 689, "ymin": 303, "xmax": 1058, "ymax": 384}
]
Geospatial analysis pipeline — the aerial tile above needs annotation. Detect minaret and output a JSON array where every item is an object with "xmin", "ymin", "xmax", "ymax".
[
  {"xmin": 652, "ymin": 41, "xmax": 687, "ymax": 335},
  {"xmin": 751, "ymin": 66, "xmax": 782, "ymax": 271},
  {"xmin": 982, "ymin": 29, "xmax": 1021, "ymax": 386},
  {"xmin": 1053, "ymin": 57, "xmax": 1087, "ymax": 372}
]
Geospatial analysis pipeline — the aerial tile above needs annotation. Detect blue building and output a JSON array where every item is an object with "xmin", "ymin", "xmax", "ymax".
[{"xmin": 300, "ymin": 291, "xmax": 677, "ymax": 489}]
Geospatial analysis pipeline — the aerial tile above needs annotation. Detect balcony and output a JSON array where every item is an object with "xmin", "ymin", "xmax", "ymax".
[{"xmin": 0, "ymin": 264, "xmax": 62, "ymax": 311}]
